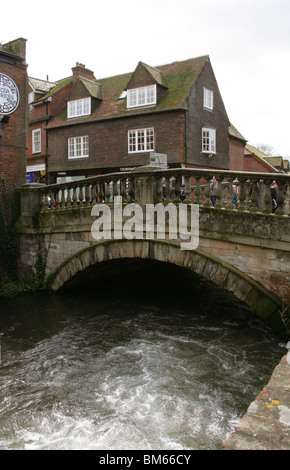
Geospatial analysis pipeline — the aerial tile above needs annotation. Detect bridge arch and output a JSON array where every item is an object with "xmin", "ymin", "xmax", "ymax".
[{"xmin": 45, "ymin": 239, "xmax": 286, "ymax": 336}]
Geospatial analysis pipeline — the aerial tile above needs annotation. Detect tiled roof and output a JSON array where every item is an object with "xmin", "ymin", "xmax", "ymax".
[
  {"xmin": 245, "ymin": 144, "xmax": 279, "ymax": 172},
  {"xmin": 47, "ymin": 55, "xmax": 209, "ymax": 128},
  {"xmin": 229, "ymin": 123, "xmax": 247, "ymax": 142},
  {"xmin": 35, "ymin": 77, "xmax": 73, "ymax": 101},
  {"xmin": 29, "ymin": 77, "xmax": 56, "ymax": 93},
  {"xmin": 79, "ymin": 77, "xmax": 103, "ymax": 100}
]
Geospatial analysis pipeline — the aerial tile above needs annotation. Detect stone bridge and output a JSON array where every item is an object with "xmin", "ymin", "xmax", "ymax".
[{"xmin": 19, "ymin": 167, "xmax": 290, "ymax": 338}]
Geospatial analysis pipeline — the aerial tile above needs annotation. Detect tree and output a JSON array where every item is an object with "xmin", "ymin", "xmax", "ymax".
[{"xmin": 254, "ymin": 143, "xmax": 278, "ymax": 156}]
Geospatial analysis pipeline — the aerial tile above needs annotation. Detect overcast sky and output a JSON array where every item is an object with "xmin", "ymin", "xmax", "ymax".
[{"xmin": 2, "ymin": 0, "xmax": 290, "ymax": 157}]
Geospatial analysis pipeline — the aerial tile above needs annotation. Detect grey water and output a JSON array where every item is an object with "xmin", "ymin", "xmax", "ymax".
[{"xmin": 0, "ymin": 261, "xmax": 286, "ymax": 450}]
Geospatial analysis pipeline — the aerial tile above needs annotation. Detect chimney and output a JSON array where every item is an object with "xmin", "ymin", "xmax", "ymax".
[
  {"xmin": 72, "ymin": 62, "xmax": 96, "ymax": 83},
  {"xmin": 3, "ymin": 37, "xmax": 27, "ymax": 61}
]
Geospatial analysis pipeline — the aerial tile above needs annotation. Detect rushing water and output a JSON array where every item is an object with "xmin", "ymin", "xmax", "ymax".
[{"xmin": 0, "ymin": 261, "xmax": 286, "ymax": 450}]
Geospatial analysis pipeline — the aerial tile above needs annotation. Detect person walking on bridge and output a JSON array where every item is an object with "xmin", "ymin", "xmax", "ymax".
[{"xmin": 210, "ymin": 176, "xmax": 218, "ymax": 206}]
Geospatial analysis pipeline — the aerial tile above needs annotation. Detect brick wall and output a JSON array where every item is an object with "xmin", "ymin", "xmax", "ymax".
[
  {"xmin": 47, "ymin": 110, "xmax": 185, "ymax": 178},
  {"xmin": 244, "ymin": 154, "xmax": 276, "ymax": 173},
  {"xmin": 186, "ymin": 60, "xmax": 230, "ymax": 169},
  {"xmin": 229, "ymin": 138, "xmax": 245, "ymax": 171},
  {"xmin": 0, "ymin": 39, "xmax": 28, "ymax": 193}
]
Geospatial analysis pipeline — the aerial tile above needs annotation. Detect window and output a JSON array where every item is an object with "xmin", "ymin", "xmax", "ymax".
[
  {"xmin": 203, "ymin": 87, "xmax": 213, "ymax": 110},
  {"xmin": 202, "ymin": 128, "xmax": 216, "ymax": 153},
  {"xmin": 128, "ymin": 128, "xmax": 154, "ymax": 153},
  {"xmin": 127, "ymin": 85, "xmax": 156, "ymax": 108},
  {"xmin": 32, "ymin": 129, "xmax": 41, "ymax": 153},
  {"xmin": 28, "ymin": 92, "xmax": 34, "ymax": 112},
  {"xmin": 68, "ymin": 136, "xmax": 89, "ymax": 159},
  {"xmin": 67, "ymin": 98, "xmax": 91, "ymax": 118}
]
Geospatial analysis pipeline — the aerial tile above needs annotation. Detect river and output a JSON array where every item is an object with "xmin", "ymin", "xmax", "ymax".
[{"xmin": 0, "ymin": 261, "xmax": 286, "ymax": 450}]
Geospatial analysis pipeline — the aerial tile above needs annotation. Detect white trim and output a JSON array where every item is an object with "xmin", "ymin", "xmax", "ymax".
[
  {"xmin": 203, "ymin": 87, "xmax": 213, "ymax": 110},
  {"xmin": 32, "ymin": 128, "xmax": 41, "ymax": 154},
  {"xmin": 68, "ymin": 135, "xmax": 89, "ymax": 159},
  {"xmin": 202, "ymin": 128, "xmax": 216, "ymax": 154},
  {"xmin": 67, "ymin": 97, "xmax": 91, "ymax": 118},
  {"xmin": 127, "ymin": 85, "xmax": 156, "ymax": 109},
  {"xmin": 128, "ymin": 128, "xmax": 154, "ymax": 153}
]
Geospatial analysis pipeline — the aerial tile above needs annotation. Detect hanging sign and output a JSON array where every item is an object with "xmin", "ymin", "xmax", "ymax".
[
  {"xmin": 150, "ymin": 153, "xmax": 167, "ymax": 169},
  {"xmin": 0, "ymin": 73, "xmax": 20, "ymax": 114}
]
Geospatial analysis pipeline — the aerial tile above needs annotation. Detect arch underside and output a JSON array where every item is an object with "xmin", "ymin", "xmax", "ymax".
[{"xmin": 45, "ymin": 239, "xmax": 287, "ymax": 337}]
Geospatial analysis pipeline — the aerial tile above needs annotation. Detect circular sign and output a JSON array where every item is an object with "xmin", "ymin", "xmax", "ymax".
[{"xmin": 0, "ymin": 73, "xmax": 20, "ymax": 115}]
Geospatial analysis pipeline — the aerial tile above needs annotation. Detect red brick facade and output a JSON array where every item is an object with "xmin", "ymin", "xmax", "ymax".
[
  {"xmin": 27, "ymin": 56, "xmax": 235, "ymax": 182},
  {"xmin": 0, "ymin": 38, "xmax": 27, "ymax": 193}
]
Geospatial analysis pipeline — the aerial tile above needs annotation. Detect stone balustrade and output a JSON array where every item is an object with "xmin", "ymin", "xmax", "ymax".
[{"xmin": 21, "ymin": 167, "xmax": 290, "ymax": 219}]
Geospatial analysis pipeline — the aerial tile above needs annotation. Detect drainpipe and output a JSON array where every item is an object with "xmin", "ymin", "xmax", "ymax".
[{"xmin": 45, "ymin": 97, "xmax": 52, "ymax": 185}]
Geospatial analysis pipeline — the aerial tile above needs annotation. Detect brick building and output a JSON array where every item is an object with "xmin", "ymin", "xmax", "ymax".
[
  {"xmin": 27, "ymin": 56, "xmax": 238, "ymax": 184},
  {"xmin": 0, "ymin": 38, "xmax": 28, "ymax": 193},
  {"xmin": 244, "ymin": 144, "xmax": 280, "ymax": 173}
]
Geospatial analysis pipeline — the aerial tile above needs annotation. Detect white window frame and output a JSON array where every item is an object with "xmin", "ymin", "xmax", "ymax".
[
  {"xmin": 28, "ymin": 91, "xmax": 34, "ymax": 112},
  {"xmin": 128, "ymin": 128, "xmax": 154, "ymax": 153},
  {"xmin": 202, "ymin": 128, "xmax": 216, "ymax": 154},
  {"xmin": 68, "ymin": 136, "xmax": 89, "ymax": 159},
  {"xmin": 203, "ymin": 87, "xmax": 213, "ymax": 110},
  {"xmin": 127, "ymin": 85, "xmax": 156, "ymax": 109},
  {"xmin": 67, "ymin": 97, "xmax": 91, "ymax": 118},
  {"xmin": 32, "ymin": 129, "xmax": 41, "ymax": 154}
]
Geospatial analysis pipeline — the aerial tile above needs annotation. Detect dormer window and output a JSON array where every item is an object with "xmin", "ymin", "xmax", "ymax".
[
  {"xmin": 127, "ymin": 85, "xmax": 156, "ymax": 109},
  {"xmin": 67, "ymin": 97, "xmax": 91, "ymax": 118}
]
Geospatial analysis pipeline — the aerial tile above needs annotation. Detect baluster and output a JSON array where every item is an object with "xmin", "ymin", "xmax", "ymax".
[
  {"xmin": 77, "ymin": 185, "xmax": 84, "ymax": 206},
  {"xmin": 60, "ymin": 186, "xmax": 66, "ymax": 208},
  {"xmin": 184, "ymin": 174, "xmax": 192, "ymax": 203},
  {"xmin": 169, "ymin": 177, "xmax": 175, "ymax": 202},
  {"xmin": 193, "ymin": 176, "xmax": 201, "ymax": 205},
  {"xmin": 284, "ymin": 179, "xmax": 290, "ymax": 216},
  {"xmin": 104, "ymin": 180, "xmax": 111, "ymax": 202},
  {"xmin": 248, "ymin": 179, "xmax": 258, "ymax": 213},
  {"xmin": 98, "ymin": 182, "xmax": 104, "ymax": 203},
  {"xmin": 203, "ymin": 175, "xmax": 211, "ymax": 206},
  {"xmin": 120, "ymin": 178, "xmax": 127, "ymax": 202},
  {"xmin": 91, "ymin": 183, "xmax": 97, "ymax": 205},
  {"xmin": 66, "ymin": 185, "xmax": 72, "ymax": 207},
  {"xmin": 215, "ymin": 175, "xmax": 223, "ymax": 208},
  {"xmin": 237, "ymin": 177, "xmax": 246, "ymax": 211},
  {"xmin": 54, "ymin": 189, "xmax": 61, "ymax": 209},
  {"xmin": 50, "ymin": 190, "xmax": 56, "ymax": 209},
  {"xmin": 128, "ymin": 177, "xmax": 135, "ymax": 202},
  {"xmin": 174, "ymin": 175, "xmax": 181, "ymax": 203},
  {"xmin": 162, "ymin": 177, "xmax": 169, "ymax": 202},
  {"xmin": 84, "ymin": 184, "xmax": 90, "ymax": 205},
  {"xmin": 41, "ymin": 190, "xmax": 48, "ymax": 210},
  {"xmin": 224, "ymin": 176, "xmax": 234, "ymax": 209},
  {"xmin": 155, "ymin": 175, "xmax": 163, "ymax": 203},
  {"xmin": 220, "ymin": 179, "xmax": 228, "ymax": 208},
  {"xmin": 72, "ymin": 186, "xmax": 78, "ymax": 207},
  {"xmin": 113, "ymin": 179, "xmax": 119, "ymax": 201},
  {"xmin": 276, "ymin": 178, "xmax": 286, "ymax": 215}
]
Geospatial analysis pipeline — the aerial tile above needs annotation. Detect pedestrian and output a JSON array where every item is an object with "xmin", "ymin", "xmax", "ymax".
[
  {"xmin": 162, "ymin": 180, "xmax": 166, "ymax": 201},
  {"xmin": 232, "ymin": 184, "xmax": 239, "ymax": 206},
  {"xmin": 210, "ymin": 176, "xmax": 218, "ymax": 206},
  {"xmin": 180, "ymin": 184, "xmax": 186, "ymax": 202},
  {"xmin": 270, "ymin": 180, "xmax": 278, "ymax": 213},
  {"xmin": 248, "ymin": 181, "xmax": 259, "ymax": 210}
]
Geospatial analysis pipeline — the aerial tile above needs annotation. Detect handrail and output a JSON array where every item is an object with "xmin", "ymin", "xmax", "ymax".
[{"xmin": 23, "ymin": 168, "xmax": 290, "ymax": 216}]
